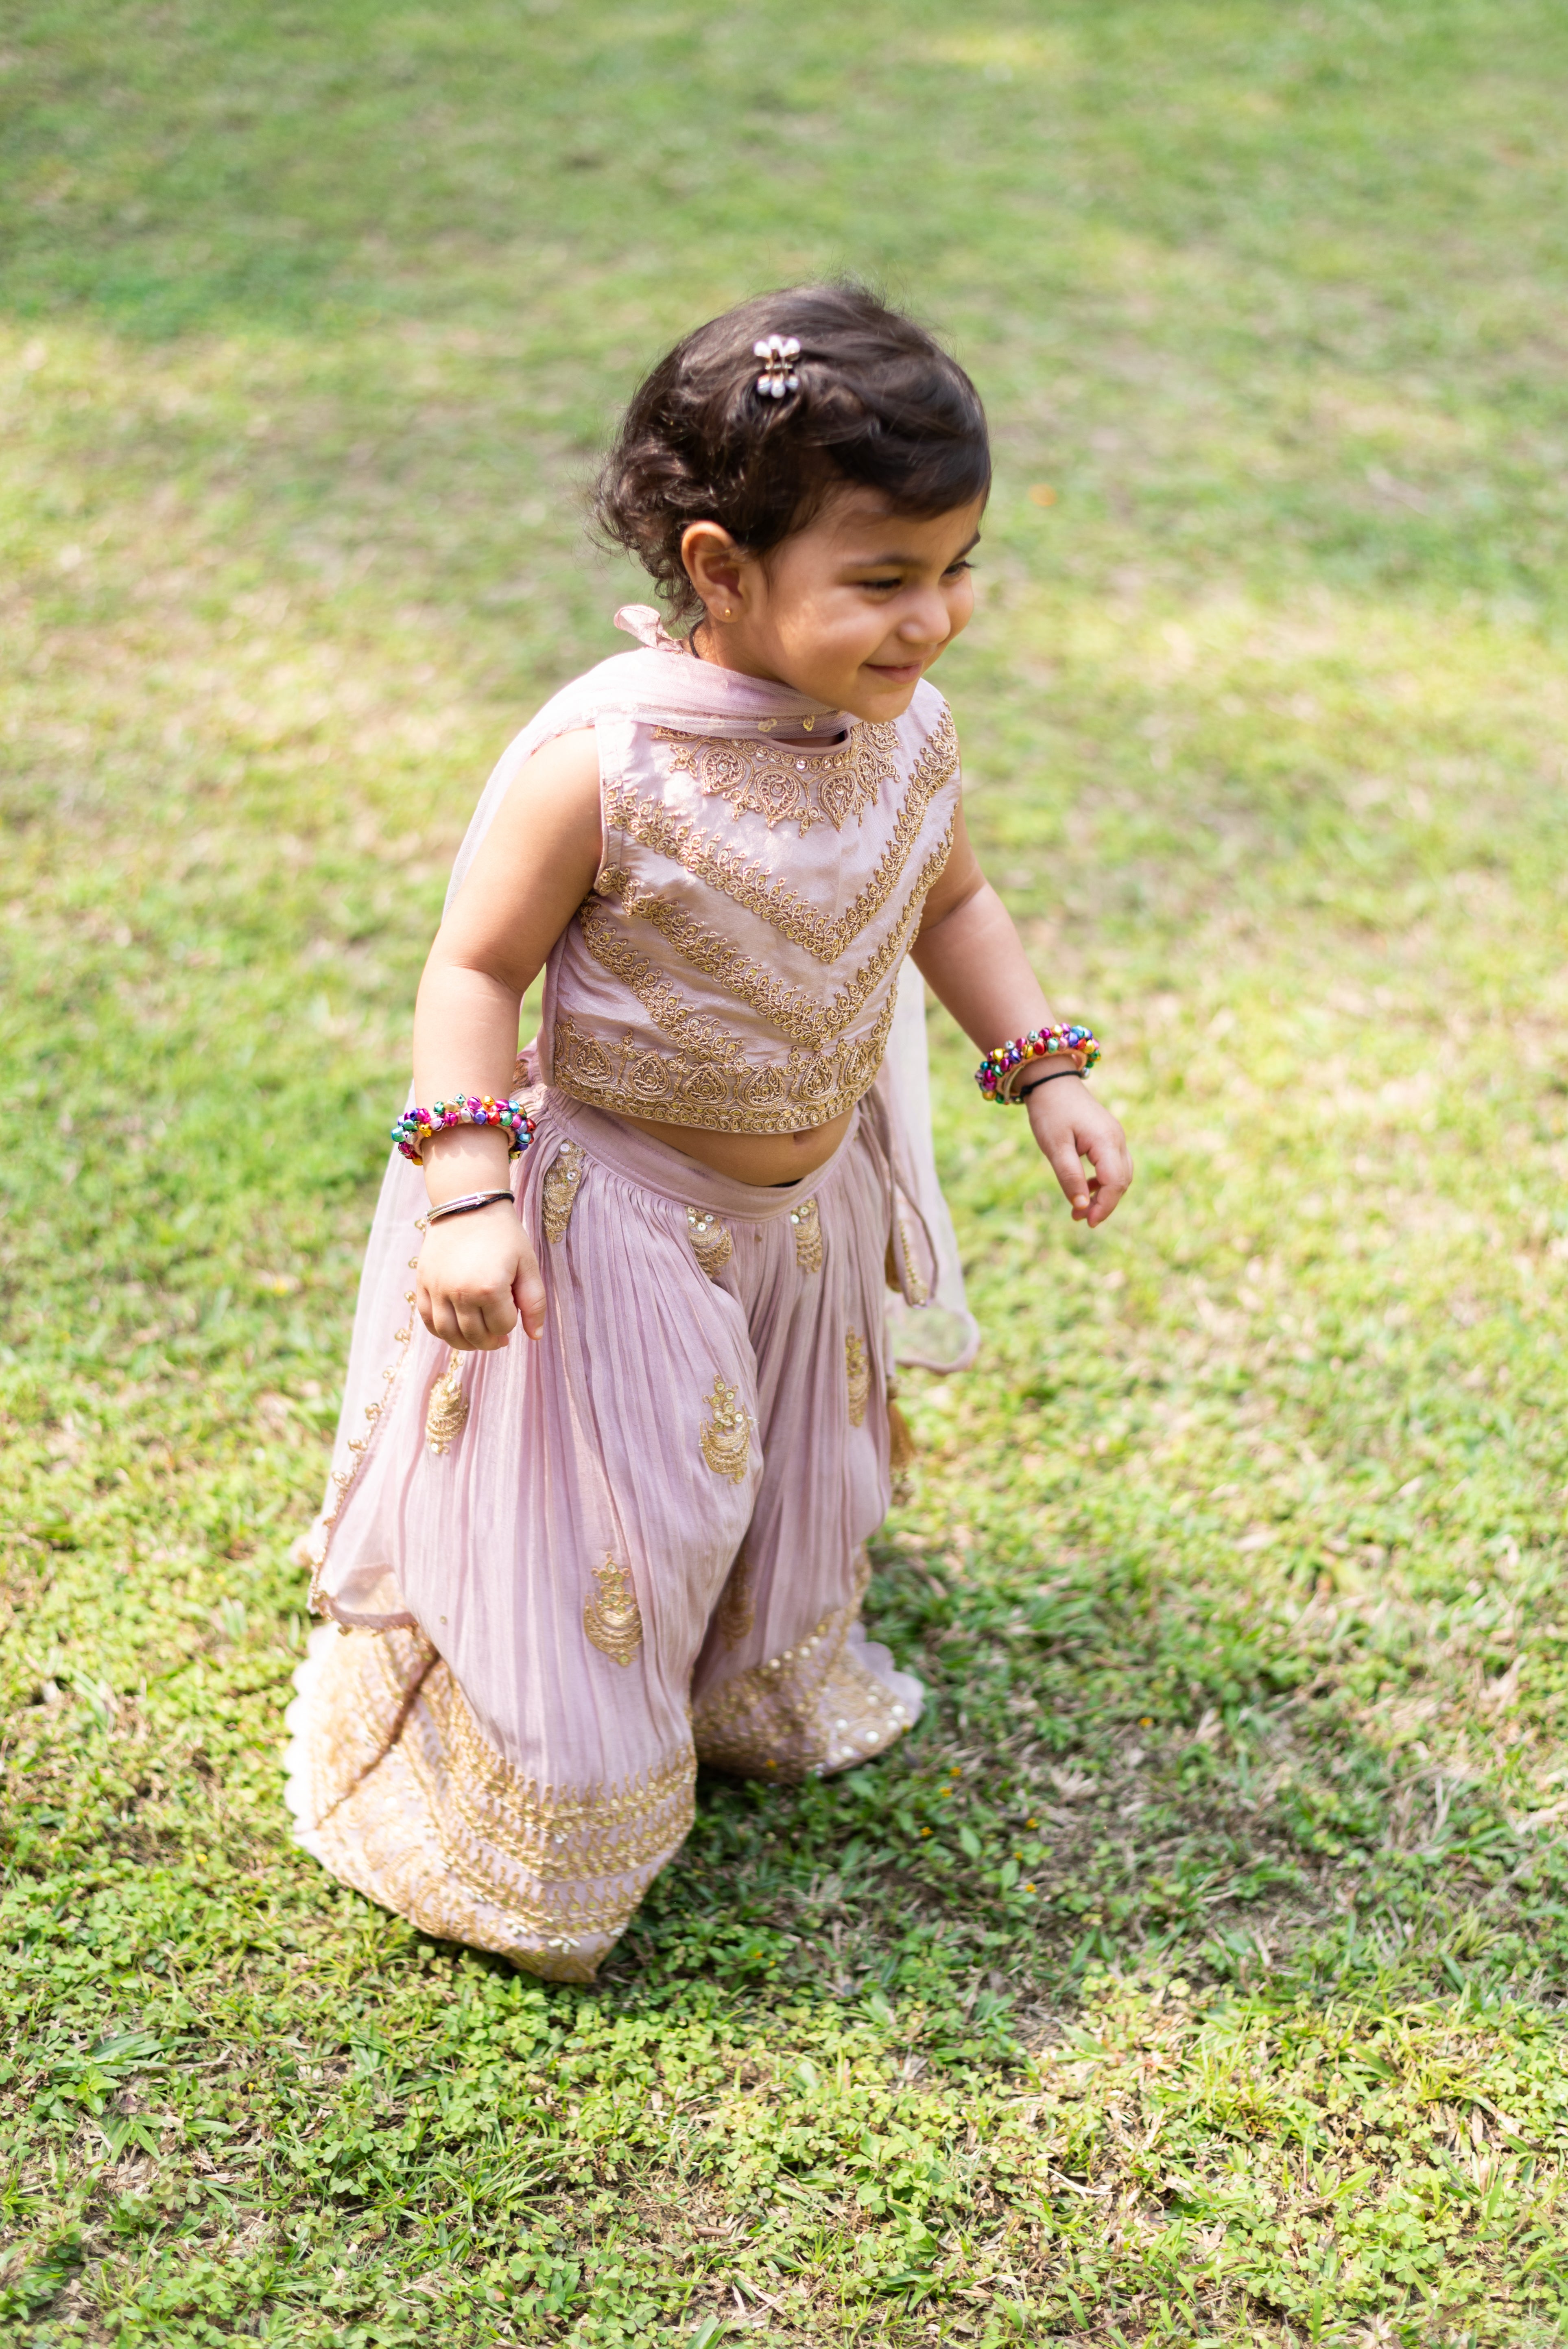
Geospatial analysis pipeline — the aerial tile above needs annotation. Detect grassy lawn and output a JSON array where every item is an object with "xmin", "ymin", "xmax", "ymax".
[{"xmin": 6, "ymin": 0, "xmax": 1568, "ymax": 2339}]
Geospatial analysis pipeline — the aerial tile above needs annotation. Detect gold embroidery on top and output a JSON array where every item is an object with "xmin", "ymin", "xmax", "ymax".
[
  {"xmin": 601, "ymin": 707, "xmax": 958, "ymax": 963},
  {"xmin": 583, "ymin": 1555, "xmax": 644, "ymax": 1666},
  {"xmin": 586, "ymin": 854, "xmax": 943, "ymax": 1052},
  {"xmin": 550, "ymin": 994, "xmax": 895, "ymax": 1136},
  {"xmin": 579, "ymin": 899, "xmax": 749, "ymax": 1068},
  {"xmin": 692, "ymin": 1548, "xmax": 914, "ymax": 1780},
  {"xmin": 655, "ymin": 721, "xmax": 899, "ymax": 834},
  {"xmin": 542, "ymin": 1139, "xmax": 586, "ymax": 1242},
  {"xmin": 552, "ymin": 710, "xmax": 957, "ymax": 1135},
  {"xmin": 686, "ymin": 1205, "xmax": 733, "ymax": 1278},
  {"xmin": 425, "ymin": 1350, "xmax": 469, "ymax": 1455},
  {"xmin": 700, "ymin": 1373, "xmax": 754, "ymax": 1484},
  {"xmin": 715, "ymin": 1543, "xmax": 756, "ymax": 1647},
  {"xmin": 790, "ymin": 1194, "xmax": 823, "ymax": 1273},
  {"xmin": 845, "ymin": 1329, "xmax": 871, "ymax": 1427}
]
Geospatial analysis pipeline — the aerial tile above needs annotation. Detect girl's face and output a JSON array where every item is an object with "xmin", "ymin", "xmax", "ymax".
[{"xmin": 681, "ymin": 488, "xmax": 984, "ymax": 721}]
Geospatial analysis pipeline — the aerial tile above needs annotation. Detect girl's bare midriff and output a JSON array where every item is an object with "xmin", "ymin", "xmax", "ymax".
[{"xmin": 612, "ymin": 1104, "xmax": 854, "ymax": 1186}]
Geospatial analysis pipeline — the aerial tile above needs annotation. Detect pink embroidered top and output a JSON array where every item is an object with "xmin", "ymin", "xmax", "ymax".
[{"xmin": 535, "ymin": 621, "xmax": 961, "ymax": 1134}]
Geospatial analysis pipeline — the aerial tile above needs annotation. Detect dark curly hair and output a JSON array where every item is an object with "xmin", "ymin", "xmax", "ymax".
[{"xmin": 594, "ymin": 283, "xmax": 990, "ymax": 626}]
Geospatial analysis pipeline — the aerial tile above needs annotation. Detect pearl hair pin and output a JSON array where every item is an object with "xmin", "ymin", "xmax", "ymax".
[{"xmin": 753, "ymin": 334, "xmax": 801, "ymax": 399}]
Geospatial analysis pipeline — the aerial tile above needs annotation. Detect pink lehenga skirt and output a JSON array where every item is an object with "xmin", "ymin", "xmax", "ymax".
[{"xmin": 284, "ymin": 1090, "xmax": 924, "ymax": 1982}]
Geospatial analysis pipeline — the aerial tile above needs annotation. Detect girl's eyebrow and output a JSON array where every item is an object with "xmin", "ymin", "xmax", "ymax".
[{"xmin": 847, "ymin": 532, "xmax": 983, "ymax": 567}]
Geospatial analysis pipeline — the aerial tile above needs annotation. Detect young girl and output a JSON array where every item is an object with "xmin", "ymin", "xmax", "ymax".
[{"xmin": 284, "ymin": 285, "xmax": 1131, "ymax": 1982}]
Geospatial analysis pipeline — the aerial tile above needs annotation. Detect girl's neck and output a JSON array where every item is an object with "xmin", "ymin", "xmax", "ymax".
[
  {"xmin": 684, "ymin": 617, "xmax": 846, "ymax": 738},
  {"xmin": 686, "ymin": 614, "xmax": 786, "ymax": 686}
]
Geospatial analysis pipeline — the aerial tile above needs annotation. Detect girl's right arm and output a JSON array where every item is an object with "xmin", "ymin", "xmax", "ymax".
[{"xmin": 411, "ymin": 727, "xmax": 602, "ymax": 1350}]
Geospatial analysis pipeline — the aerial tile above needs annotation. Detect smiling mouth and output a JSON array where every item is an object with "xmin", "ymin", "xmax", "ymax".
[{"xmin": 866, "ymin": 656, "xmax": 925, "ymax": 676}]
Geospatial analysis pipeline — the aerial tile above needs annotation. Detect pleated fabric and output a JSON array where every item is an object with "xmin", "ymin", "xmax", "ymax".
[{"xmin": 284, "ymin": 1090, "xmax": 923, "ymax": 1980}]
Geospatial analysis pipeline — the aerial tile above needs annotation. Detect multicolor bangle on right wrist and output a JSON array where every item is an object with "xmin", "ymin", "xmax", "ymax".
[
  {"xmin": 974, "ymin": 1024, "xmax": 1101, "ymax": 1103},
  {"xmin": 391, "ymin": 1093, "xmax": 536, "ymax": 1166}
]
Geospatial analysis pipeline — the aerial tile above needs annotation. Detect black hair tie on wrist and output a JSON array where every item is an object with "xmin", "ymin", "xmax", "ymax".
[{"xmin": 1017, "ymin": 1068, "xmax": 1085, "ymax": 1102}]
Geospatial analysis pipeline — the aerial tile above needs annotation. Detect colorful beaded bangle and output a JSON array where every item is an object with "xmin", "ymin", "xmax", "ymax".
[
  {"xmin": 975, "ymin": 1024, "xmax": 1101, "ymax": 1103},
  {"xmin": 391, "ymin": 1094, "xmax": 536, "ymax": 1166}
]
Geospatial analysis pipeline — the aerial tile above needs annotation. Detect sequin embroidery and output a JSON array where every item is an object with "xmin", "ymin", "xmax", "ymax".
[
  {"xmin": 845, "ymin": 1329, "xmax": 871, "ymax": 1427},
  {"xmin": 699, "ymin": 1373, "xmax": 754, "ymax": 1484},
  {"xmin": 583, "ymin": 1556, "xmax": 644, "ymax": 1666}
]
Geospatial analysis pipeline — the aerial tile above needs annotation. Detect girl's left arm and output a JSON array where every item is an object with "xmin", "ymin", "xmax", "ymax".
[{"xmin": 911, "ymin": 806, "xmax": 1133, "ymax": 1228}]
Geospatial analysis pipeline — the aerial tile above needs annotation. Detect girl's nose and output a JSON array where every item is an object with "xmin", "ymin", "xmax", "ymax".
[{"xmin": 897, "ymin": 590, "xmax": 950, "ymax": 645}]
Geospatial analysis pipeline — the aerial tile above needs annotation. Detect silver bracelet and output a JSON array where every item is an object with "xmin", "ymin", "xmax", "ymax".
[{"xmin": 425, "ymin": 1189, "xmax": 516, "ymax": 1225}]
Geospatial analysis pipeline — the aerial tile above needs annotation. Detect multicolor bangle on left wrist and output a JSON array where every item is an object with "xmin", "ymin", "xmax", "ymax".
[
  {"xmin": 974, "ymin": 1023, "xmax": 1101, "ymax": 1103},
  {"xmin": 391, "ymin": 1093, "xmax": 536, "ymax": 1166}
]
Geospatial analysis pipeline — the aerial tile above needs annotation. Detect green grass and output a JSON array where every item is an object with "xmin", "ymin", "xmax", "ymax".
[{"xmin": 5, "ymin": 0, "xmax": 1568, "ymax": 2339}]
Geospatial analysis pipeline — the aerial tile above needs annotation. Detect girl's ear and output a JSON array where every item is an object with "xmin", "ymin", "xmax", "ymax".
[{"xmin": 680, "ymin": 522, "xmax": 747, "ymax": 623}]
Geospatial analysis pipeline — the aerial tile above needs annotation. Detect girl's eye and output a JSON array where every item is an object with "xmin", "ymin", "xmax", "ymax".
[
  {"xmin": 944, "ymin": 559, "xmax": 973, "ymax": 578},
  {"xmin": 862, "ymin": 577, "xmax": 903, "ymax": 592}
]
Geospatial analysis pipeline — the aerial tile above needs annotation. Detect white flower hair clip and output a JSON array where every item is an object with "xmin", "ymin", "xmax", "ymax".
[{"xmin": 753, "ymin": 334, "xmax": 801, "ymax": 400}]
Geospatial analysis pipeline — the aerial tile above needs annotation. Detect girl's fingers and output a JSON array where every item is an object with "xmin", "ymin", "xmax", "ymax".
[
  {"xmin": 1031, "ymin": 1102, "xmax": 1134, "ymax": 1226},
  {"xmin": 476, "ymin": 1290, "xmax": 518, "ymax": 1349},
  {"xmin": 417, "ymin": 1283, "xmax": 456, "ymax": 1346},
  {"xmin": 513, "ymin": 1244, "xmax": 547, "ymax": 1342},
  {"xmin": 1042, "ymin": 1133, "xmax": 1093, "ymax": 1215},
  {"xmin": 443, "ymin": 1288, "xmax": 515, "ymax": 1351},
  {"xmin": 1083, "ymin": 1136, "xmax": 1134, "ymax": 1224}
]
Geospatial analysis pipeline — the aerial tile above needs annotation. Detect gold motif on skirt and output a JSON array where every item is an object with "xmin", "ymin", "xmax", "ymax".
[
  {"xmin": 583, "ymin": 1555, "xmax": 643, "ymax": 1666},
  {"xmin": 845, "ymin": 1328, "xmax": 871, "ymax": 1428},
  {"xmin": 700, "ymin": 1373, "xmax": 753, "ymax": 1484},
  {"xmin": 789, "ymin": 1193, "xmax": 823, "ymax": 1274},
  {"xmin": 542, "ymin": 1140, "xmax": 586, "ymax": 1243},
  {"xmin": 715, "ymin": 1543, "xmax": 755, "ymax": 1647},
  {"xmin": 425, "ymin": 1350, "xmax": 469, "ymax": 1455},
  {"xmin": 686, "ymin": 1204, "xmax": 734, "ymax": 1278}
]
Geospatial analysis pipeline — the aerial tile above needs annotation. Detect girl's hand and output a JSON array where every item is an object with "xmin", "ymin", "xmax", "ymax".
[
  {"xmin": 1027, "ymin": 1077, "xmax": 1133, "ymax": 1228},
  {"xmin": 415, "ymin": 1203, "xmax": 546, "ymax": 1350}
]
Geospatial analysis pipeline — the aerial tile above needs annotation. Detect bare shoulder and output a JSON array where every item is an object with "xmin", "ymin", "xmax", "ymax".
[
  {"xmin": 485, "ymin": 726, "xmax": 601, "ymax": 854},
  {"xmin": 515, "ymin": 725, "xmax": 601, "ymax": 802},
  {"xmin": 446, "ymin": 725, "xmax": 604, "ymax": 967}
]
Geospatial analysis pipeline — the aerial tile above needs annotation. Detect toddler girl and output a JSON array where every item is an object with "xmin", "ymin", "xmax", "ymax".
[{"xmin": 285, "ymin": 285, "xmax": 1131, "ymax": 1981}]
